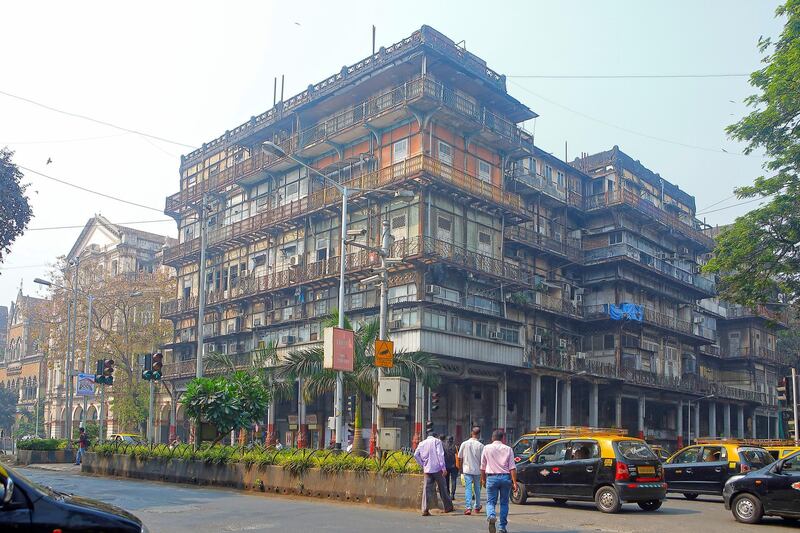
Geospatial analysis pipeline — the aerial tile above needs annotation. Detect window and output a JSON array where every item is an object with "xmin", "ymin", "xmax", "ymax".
[
  {"xmin": 391, "ymin": 215, "xmax": 406, "ymax": 229},
  {"xmin": 437, "ymin": 215, "xmax": 453, "ymax": 242},
  {"xmin": 316, "ymin": 238, "xmax": 329, "ymax": 261},
  {"xmin": 500, "ymin": 327, "xmax": 520, "ymax": 344},
  {"xmin": 739, "ymin": 448, "xmax": 774, "ymax": 468},
  {"xmin": 423, "ymin": 311, "xmax": 447, "ymax": 330},
  {"xmin": 609, "ymin": 232, "xmax": 623, "ymax": 245},
  {"xmin": 393, "ymin": 138, "xmax": 409, "ymax": 162},
  {"xmin": 350, "ymin": 292, "xmax": 364, "ymax": 309},
  {"xmin": 615, "ymin": 440, "xmax": 657, "ymax": 460},
  {"xmin": 478, "ymin": 231, "xmax": 492, "ymax": 254},
  {"xmin": 569, "ymin": 441, "xmax": 600, "ymax": 460},
  {"xmin": 671, "ymin": 447, "xmax": 701, "ymax": 464},
  {"xmin": 603, "ymin": 334, "xmax": 615, "ymax": 350},
  {"xmin": 438, "ymin": 141, "xmax": 453, "ymax": 166},
  {"xmin": 556, "ymin": 170, "xmax": 565, "ymax": 188},
  {"xmin": 536, "ymin": 441, "xmax": 568, "ymax": 463},
  {"xmin": 475, "ymin": 322, "xmax": 489, "ymax": 338},
  {"xmin": 591, "ymin": 180, "xmax": 604, "ymax": 195},
  {"xmin": 452, "ymin": 317, "xmax": 473, "ymax": 335},
  {"xmin": 700, "ymin": 446, "xmax": 727, "ymax": 462},
  {"xmin": 545, "ymin": 165, "xmax": 553, "ymax": 181},
  {"xmin": 478, "ymin": 159, "xmax": 491, "ymax": 182},
  {"xmin": 607, "ymin": 179, "xmax": 615, "ymax": 192}
]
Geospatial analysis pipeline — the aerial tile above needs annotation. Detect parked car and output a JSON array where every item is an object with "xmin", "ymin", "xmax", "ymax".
[
  {"xmin": 512, "ymin": 432, "xmax": 667, "ymax": 513},
  {"xmin": 648, "ymin": 445, "xmax": 671, "ymax": 462},
  {"xmin": 109, "ymin": 434, "xmax": 144, "ymax": 445},
  {"xmin": 664, "ymin": 439, "xmax": 774, "ymax": 499},
  {"xmin": 0, "ymin": 462, "xmax": 145, "ymax": 531},
  {"xmin": 723, "ymin": 449, "xmax": 800, "ymax": 524}
]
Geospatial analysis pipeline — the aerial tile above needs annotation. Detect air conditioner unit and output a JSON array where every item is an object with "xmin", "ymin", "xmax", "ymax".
[
  {"xmin": 390, "ymin": 319, "xmax": 403, "ymax": 329},
  {"xmin": 280, "ymin": 335, "xmax": 296, "ymax": 345},
  {"xmin": 489, "ymin": 331, "xmax": 501, "ymax": 340},
  {"xmin": 559, "ymin": 339, "xmax": 568, "ymax": 348},
  {"xmin": 425, "ymin": 284, "xmax": 441, "ymax": 295},
  {"xmin": 289, "ymin": 255, "xmax": 301, "ymax": 267},
  {"xmin": 534, "ymin": 334, "xmax": 543, "ymax": 344}
]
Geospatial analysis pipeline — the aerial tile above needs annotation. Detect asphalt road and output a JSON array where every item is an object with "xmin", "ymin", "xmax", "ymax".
[{"xmin": 15, "ymin": 467, "xmax": 800, "ymax": 533}]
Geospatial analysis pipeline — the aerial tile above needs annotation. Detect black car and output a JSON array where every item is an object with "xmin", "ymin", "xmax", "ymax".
[
  {"xmin": 663, "ymin": 443, "xmax": 774, "ymax": 499},
  {"xmin": 0, "ymin": 463, "xmax": 144, "ymax": 532},
  {"xmin": 512, "ymin": 436, "xmax": 667, "ymax": 513},
  {"xmin": 723, "ymin": 450, "xmax": 800, "ymax": 524}
]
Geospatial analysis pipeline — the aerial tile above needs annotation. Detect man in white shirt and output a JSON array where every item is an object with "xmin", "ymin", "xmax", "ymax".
[{"xmin": 457, "ymin": 426, "xmax": 485, "ymax": 515}]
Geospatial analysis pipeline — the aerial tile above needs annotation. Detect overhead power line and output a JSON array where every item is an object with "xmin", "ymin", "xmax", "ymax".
[
  {"xmin": 28, "ymin": 219, "xmax": 173, "ymax": 231},
  {"xmin": 696, "ymin": 195, "xmax": 770, "ymax": 215},
  {"xmin": 19, "ymin": 166, "xmax": 165, "ymax": 213},
  {"xmin": 0, "ymin": 89, "xmax": 197, "ymax": 150},
  {"xmin": 508, "ymin": 80, "xmax": 754, "ymax": 157},
  {"xmin": 508, "ymin": 73, "xmax": 750, "ymax": 79}
]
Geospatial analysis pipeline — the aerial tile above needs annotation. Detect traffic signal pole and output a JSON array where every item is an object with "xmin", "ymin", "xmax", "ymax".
[
  {"xmin": 98, "ymin": 384, "xmax": 105, "ymax": 444},
  {"xmin": 82, "ymin": 295, "xmax": 93, "ymax": 431},
  {"xmin": 792, "ymin": 368, "xmax": 798, "ymax": 447},
  {"xmin": 147, "ymin": 379, "xmax": 155, "ymax": 445}
]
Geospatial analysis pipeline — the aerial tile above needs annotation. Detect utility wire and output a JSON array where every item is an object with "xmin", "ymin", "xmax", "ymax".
[
  {"xmin": 19, "ymin": 165, "xmax": 165, "ymax": 213},
  {"xmin": 0, "ymin": 132, "xmax": 129, "ymax": 145},
  {"xmin": 27, "ymin": 219, "xmax": 173, "ymax": 231},
  {"xmin": 0, "ymin": 89, "xmax": 197, "ymax": 150},
  {"xmin": 696, "ymin": 195, "xmax": 770, "ymax": 215},
  {"xmin": 508, "ymin": 73, "xmax": 750, "ymax": 79},
  {"xmin": 508, "ymin": 80, "xmax": 753, "ymax": 157}
]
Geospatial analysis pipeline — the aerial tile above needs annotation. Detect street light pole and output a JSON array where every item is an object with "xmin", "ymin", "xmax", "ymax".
[
  {"xmin": 335, "ymin": 186, "xmax": 348, "ymax": 449},
  {"xmin": 65, "ymin": 257, "xmax": 80, "ymax": 448},
  {"xmin": 82, "ymin": 295, "xmax": 94, "ymax": 430},
  {"xmin": 194, "ymin": 193, "xmax": 209, "ymax": 446}
]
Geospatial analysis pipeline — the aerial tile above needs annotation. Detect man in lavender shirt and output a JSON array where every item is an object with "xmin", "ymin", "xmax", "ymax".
[
  {"xmin": 480, "ymin": 429, "xmax": 517, "ymax": 533},
  {"xmin": 414, "ymin": 428, "xmax": 454, "ymax": 515}
]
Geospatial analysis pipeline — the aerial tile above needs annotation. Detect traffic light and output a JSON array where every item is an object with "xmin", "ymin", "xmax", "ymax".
[
  {"xmin": 346, "ymin": 395, "xmax": 355, "ymax": 415},
  {"xmin": 426, "ymin": 421, "xmax": 434, "ymax": 434},
  {"xmin": 151, "ymin": 352, "xmax": 163, "ymax": 380},
  {"xmin": 141, "ymin": 353, "xmax": 153, "ymax": 381},
  {"xmin": 778, "ymin": 377, "xmax": 788, "ymax": 403},
  {"xmin": 102, "ymin": 359, "xmax": 114, "ymax": 385},
  {"xmin": 347, "ymin": 421, "xmax": 355, "ymax": 437},
  {"xmin": 95, "ymin": 359, "xmax": 105, "ymax": 384},
  {"xmin": 431, "ymin": 392, "xmax": 440, "ymax": 411}
]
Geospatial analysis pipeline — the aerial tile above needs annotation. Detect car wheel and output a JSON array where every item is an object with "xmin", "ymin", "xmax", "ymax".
[
  {"xmin": 637, "ymin": 500, "xmax": 662, "ymax": 512},
  {"xmin": 683, "ymin": 493, "xmax": 699, "ymax": 500},
  {"xmin": 511, "ymin": 483, "xmax": 527, "ymax": 505},
  {"xmin": 595, "ymin": 486, "xmax": 622, "ymax": 514},
  {"xmin": 553, "ymin": 498, "xmax": 567, "ymax": 505},
  {"xmin": 731, "ymin": 493, "xmax": 763, "ymax": 524}
]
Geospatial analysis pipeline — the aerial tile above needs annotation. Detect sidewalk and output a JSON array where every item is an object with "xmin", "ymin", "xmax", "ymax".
[{"xmin": 25, "ymin": 463, "xmax": 82, "ymax": 473}]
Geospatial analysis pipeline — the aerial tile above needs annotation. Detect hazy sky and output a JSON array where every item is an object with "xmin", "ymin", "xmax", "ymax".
[{"xmin": 0, "ymin": 0, "xmax": 785, "ymax": 307}]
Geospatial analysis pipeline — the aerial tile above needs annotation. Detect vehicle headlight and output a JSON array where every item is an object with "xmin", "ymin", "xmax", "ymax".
[{"xmin": 725, "ymin": 475, "xmax": 744, "ymax": 485}]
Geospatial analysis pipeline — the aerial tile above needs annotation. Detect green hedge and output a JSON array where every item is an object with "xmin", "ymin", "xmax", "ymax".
[
  {"xmin": 91, "ymin": 443, "xmax": 421, "ymax": 475},
  {"xmin": 17, "ymin": 438, "xmax": 68, "ymax": 451}
]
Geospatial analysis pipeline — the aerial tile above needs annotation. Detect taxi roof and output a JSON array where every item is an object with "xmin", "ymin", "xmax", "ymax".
[
  {"xmin": 518, "ymin": 426, "xmax": 629, "ymax": 439},
  {"xmin": 694, "ymin": 438, "xmax": 768, "ymax": 448}
]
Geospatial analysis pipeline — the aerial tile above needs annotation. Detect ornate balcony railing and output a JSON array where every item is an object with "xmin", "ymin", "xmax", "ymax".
[
  {"xmin": 164, "ymin": 154, "xmax": 528, "ymax": 266},
  {"xmin": 725, "ymin": 304, "xmax": 788, "ymax": 325},
  {"xmin": 583, "ymin": 243, "xmax": 715, "ymax": 294},
  {"xmin": 505, "ymin": 224, "xmax": 583, "ymax": 263},
  {"xmin": 583, "ymin": 304, "xmax": 694, "ymax": 336},
  {"xmin": 585, "ymin": 189, "xmax": 714, "ymax": 250},
  {"xmin": 509, "ymin": 169, "xmax": 566, "ymax": 202},
  {"xmin": 731, "ymin": 346, "xmax": 796, "ymax": 366},
  {"xmin": 167, "ymin": 75, "xmax": 533, "ymax": 215},
  {"xmin": 532, "ymin": 351, "xmax": 763, "ymax": 403}
]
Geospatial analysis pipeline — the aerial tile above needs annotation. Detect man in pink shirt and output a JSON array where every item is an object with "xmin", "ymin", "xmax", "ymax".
[
  {"xmin": 480, "ymin": 429, "xmax": 517, "ymax": 533},
  {"xmin": 414, "ymin": 428, "xmax": 454, "ymax": 515}
]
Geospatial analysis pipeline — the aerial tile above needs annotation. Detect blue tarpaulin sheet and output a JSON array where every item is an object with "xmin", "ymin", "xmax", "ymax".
[{"xmin": 608, "ymin": 302, "xmax": 643, "ymax": 322}]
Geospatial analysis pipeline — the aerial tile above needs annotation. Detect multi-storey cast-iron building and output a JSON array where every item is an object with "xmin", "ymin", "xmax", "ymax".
[{"xmin": 160, "ymin": 26, "xmax": 792, "ymax": 449}]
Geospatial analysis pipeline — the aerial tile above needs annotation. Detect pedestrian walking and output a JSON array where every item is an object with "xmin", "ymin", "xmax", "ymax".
[
  {"xmin": 480, "ymin": 430, "xmax": 517, "ymax": 533},
  {"xmin": 443, "ymin": 435, "xmax": 459, "ymax": 501},
  {"xmin": 457, "ymin": 426, "xmax": 485, "ymax": 515},
  {"xmin": 414, "ymin": 429, "xmax": 454, "ymax": 516},
  {"xmin": 74, "ymin": 427, "xmax": 89, "ymax": 466}
]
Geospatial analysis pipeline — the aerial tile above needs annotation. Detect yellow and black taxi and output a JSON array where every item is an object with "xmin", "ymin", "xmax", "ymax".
[
  {"xmin": 0, "ymin": 462, "xmax": 145, "ymax": 531},
  {"xmin": 723, "ymin": 449, "xmax": 800, "ymax": 524},
  {"xmin": 512, "ymin": 431, "xmax": 667, "ymax": 513},
  {"xmin": 663, "ymin": 439, "xmax": 774, "ymax": 499},
  {"xmin": 648, "ymin": 445, "xmax": 671, "ymax": 462},
  {"xmin": 748, "ymin": 440, "xmax": 800, "ymax": 461},
  {"xmin": 511, "ymin": 426, "xmax": 615, "ymax": 464}
]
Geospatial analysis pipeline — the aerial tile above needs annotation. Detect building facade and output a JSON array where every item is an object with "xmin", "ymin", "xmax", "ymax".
[
  {"xmin": 159, "ymin": 26, "xmax": 794, "ymax": 449},
  {"xmin": 0, "ymin": 289, "xmax": 48, "ymax": 438},
  {"xmin": 43, "ymin": 215, "xmax": 175, "ymax": 439}
]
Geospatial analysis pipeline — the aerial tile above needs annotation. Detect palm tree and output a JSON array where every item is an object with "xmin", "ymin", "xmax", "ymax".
[
  {"xmin": 277, "ymin": 310, "xmax": 440, "ymax": 453},
  {"xmin": 204, "ymin": 341, "xmax": 293, "ymax": 444}
]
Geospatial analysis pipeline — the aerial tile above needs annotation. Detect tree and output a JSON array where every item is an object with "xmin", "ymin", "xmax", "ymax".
[
  {"xmin": 0, "ymin": 387, "xmax": 18, "ymax": 432},
  {"xmin": 277, "ymin": 311, "xmax": 440, "ymax": 452},
  {"xmin": 40, "ymin": 258, "xmax": 175, "ymax": 433},
  {"xmin": 0, "ymin": 148, "xmax": 32, "ymax": 263},
  {"xmin": 13, "ymin": 398, "xmax": 43, "ymax": 438},
  {"xmin": 180, "ymin": 371, "xmax": 270, "ymax": 445},
  {"xmin": 704, "ymin": 1, "xmax": 800, "ymax": 312}
]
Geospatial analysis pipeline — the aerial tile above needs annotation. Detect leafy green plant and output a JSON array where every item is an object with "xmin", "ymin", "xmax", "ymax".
[
  {"xmin": 16, "ymin": 438, "xmax": 67, "ymax": 451},
  {"xmin": 281, "ymin": 450, "xmax": 315, "ymax": 477}
]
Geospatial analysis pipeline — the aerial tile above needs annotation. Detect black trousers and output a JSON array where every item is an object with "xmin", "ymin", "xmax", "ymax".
[{"xmin": 422, "ymin": 471, "xmax": 453, "ymax": 513}]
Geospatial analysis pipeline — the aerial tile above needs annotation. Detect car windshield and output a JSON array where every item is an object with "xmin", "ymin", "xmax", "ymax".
[
  {"xmin": 615, "ymin": 440, "xmax": 657, "ymax": 460},
  {"xmin": 513, "ymin": 438, "xmax": 533, "ymax": 456},
  {"xmin": 738, "ymin": 447, "xmax": 774, "ymax": 466}
]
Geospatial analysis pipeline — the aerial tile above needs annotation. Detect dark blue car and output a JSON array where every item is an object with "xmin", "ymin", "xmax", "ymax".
[{"xmin": 723, "ymin": 450, "xmax": 800, "ymax": 524}]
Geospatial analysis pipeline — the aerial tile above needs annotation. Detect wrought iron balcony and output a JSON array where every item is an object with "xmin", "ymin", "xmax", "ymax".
[
  {"xmin": 505, "ymin": 224, "xmax": 583, "ymax": 263},
  {"xmin": 583, "ymin": 304, "xmax": 695, "ymax": 337},
  {"xmin": 583, "ymin": 243, "xmax": 715, "ymax": 295},
  {"xmin": 584, "ymin": 189, "xmax": 715, "ymax": 250},
  {"xmin": 724, "ymin": 304, "xmax": 788, "ymax": 326}
]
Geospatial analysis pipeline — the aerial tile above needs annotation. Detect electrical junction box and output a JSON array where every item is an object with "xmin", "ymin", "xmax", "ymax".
[
  {"xmin": 377, "ymin": 376, "xmax": 410, "ymax": 409},
  {"xmin": 379, "ymin": 427, "xmax": 402, "ymax": 450}
]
